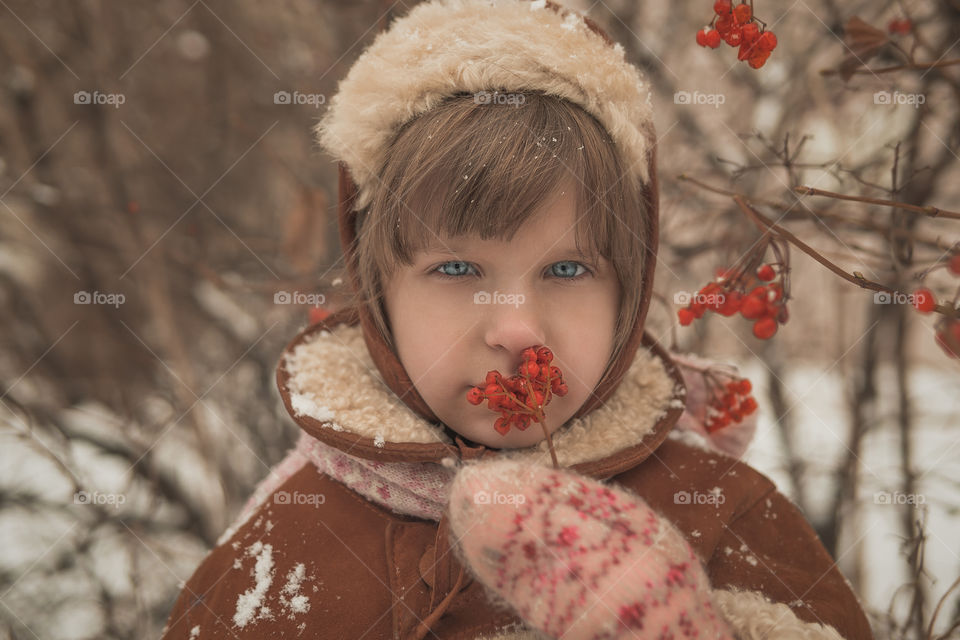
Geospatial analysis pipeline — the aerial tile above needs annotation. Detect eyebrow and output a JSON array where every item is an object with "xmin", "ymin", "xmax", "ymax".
[{"xmin": 419, "ymin": 242, "xmax": 599, "ymax": 264}]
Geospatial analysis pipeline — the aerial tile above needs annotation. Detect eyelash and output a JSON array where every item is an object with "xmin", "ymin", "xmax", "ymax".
[{"xmin": 431, "ymin": 260, "xmax": 593, "ymax": 282}]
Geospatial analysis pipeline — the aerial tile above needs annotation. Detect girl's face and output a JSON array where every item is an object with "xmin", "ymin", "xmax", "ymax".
[{"xmin": 383, "ymin": 185, "xmax": 621, "ymax": 448}]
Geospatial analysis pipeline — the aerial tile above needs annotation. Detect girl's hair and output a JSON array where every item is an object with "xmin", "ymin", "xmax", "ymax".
[{"xmin": 344, "ymin": 91, "xmax": 650, "ymax": 385}]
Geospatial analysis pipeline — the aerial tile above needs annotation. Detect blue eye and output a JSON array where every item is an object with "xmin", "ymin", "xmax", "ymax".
[
  {"xmin": 434, "ymin": 261, "xmax": 477, "ymax": 278},
  {"xmin": 431, "ymin": 259, "xmax": 592, "ymax": 281},
  {"xmin": 550, "ymin": 260, "xmax": 588, "ymax": 279}
]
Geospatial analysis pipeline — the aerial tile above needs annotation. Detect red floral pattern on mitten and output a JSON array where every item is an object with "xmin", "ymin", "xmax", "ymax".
[{"xmin": 447, "ymin": 459, "xmax": 734, "ymax": 640}]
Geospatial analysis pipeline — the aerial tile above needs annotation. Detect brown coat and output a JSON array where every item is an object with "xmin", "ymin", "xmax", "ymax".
[{"xmin": 160, "ymin": 309, "xmax": 874, "ymax": 640}]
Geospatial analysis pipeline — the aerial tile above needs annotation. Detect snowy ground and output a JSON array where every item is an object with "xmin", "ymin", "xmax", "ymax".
[{"xmin": 739, "ymin": 361, "xmax": 960, "ymax": 628}]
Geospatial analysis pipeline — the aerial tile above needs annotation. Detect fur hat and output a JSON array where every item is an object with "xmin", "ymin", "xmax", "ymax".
[{"xmin": 316, "ymin": 0, "xmax": 660, "ymax": 425}]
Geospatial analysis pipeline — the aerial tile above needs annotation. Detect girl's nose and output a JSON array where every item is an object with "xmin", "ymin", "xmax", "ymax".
[{"xmin": 481, "ymin": 292, "xmax": 547, "ymax": 357}]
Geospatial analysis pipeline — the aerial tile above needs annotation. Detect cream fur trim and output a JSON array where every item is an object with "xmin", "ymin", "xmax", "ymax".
[
  {"xmin": 281, "ymin": 323, "xmax": 681, "ymax": 468},
  {"xmin": 713, "ymin": 588, "xmax": 848, "ymax": 640},
  {"xmin": 315, "ymin": 0, "xmax": 655, "ymax": 212}
]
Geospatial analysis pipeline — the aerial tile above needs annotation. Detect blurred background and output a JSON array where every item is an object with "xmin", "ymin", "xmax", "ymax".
[{"xmin": 0, "ymin": 0, "xmax": 957, "ymax": 638}]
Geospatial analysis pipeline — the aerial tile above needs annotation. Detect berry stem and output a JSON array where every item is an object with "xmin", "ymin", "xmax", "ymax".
[
  {"xmin": 539, "ymin": 416, "xmax": 559, "ymax": 469},
  {"xmin": 522, "ymin": 362, "xmax": 559, "ymax": 469}
]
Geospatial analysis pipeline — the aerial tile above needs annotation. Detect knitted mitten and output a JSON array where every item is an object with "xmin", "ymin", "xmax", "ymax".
[{"xmin": 446, "ymin": 459, "xmax": 734, "ymax": 640}]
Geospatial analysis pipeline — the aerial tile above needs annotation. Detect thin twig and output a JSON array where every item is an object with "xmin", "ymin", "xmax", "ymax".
[
  {"xmin": 794, "ymin": 185, "xmax": 960, "ymax": 220},
  {"xmin": 820, "ymin": 58, "xmax": 960, "ymax": 76}
]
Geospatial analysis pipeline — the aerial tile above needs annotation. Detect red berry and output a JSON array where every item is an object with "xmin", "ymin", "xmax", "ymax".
[
  {"xmin": 466, "ymin": 387, "xmax": 484, "ymax": 405},
  {"xmin": 523, "ymin": 361, "xmax": 540, "ymax": 378},
  {"xmin": 888, "ymin": 18, "xmax": 912, "ymax": 35},
  {"xmin": 536, "ymin": 346, "xmax": 554, "ymax": 364},
  {"xmin": 748, "ymin": 51, "xmax": 771, "ymax": 68},
  {"xmin": 948, "ymin": 254, "xmax": 960, "ymax": 276},
  {"xmin": 678, "ymin": 308, "xmax": 695, "ymax": 326},
  {"xmin": 756, "ymin": 264, "xmax": 776, "ymax": 281},
  {"xmin": 741, "ymin": 396, "xmax": 758, "ymax": 414},
  {"xmin": 912, "ymin": 288, "xmax": 936, "ymax": 313},
  {"xmin": 741, "ymin": 23, "xmax": 760, "ymax": 44},
  {"xmin": 724, "ymin": 28, "xmax": 743, "ymax": 46},
  {"xmin": 308, "ymin": 306, "xmax": 332, "ymax": 325},
  {"xmin": 714, "ymin": 0, "xmax": 732, "ymax": 15},
  {"xmin": 740, "ymin": 295, "xmax": 766, "ymax": 320},
  {"xmin": 733, "ymin": 3, "xmax": 752, "ymax": 24},
  {"xmin": 696, "ymin": 28, "xmax": 710, "ymax": 47},
  {"xmin": 737, "ymin": 378, "xmax": 752, "ymax": 394},
  {"xmin": 532, "ymin": 389, "xmax": 545, "ymax": 407},
  {"xmin": 757, "ymin": 30, "xmax": 777, "ymax": 51},
  {"xmin": 753, "ymin": 316, "xmax": 778, "ymax": 339},
  {"xmin": 705, "ymin": 29, "xmax": 722, "ymax": 48},
  {"xmin": 716, "ymin": 14, "xmax": 735, "ymax": 36}
]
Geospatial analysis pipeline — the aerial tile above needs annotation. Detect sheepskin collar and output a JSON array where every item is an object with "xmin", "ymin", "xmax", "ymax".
[{"xmin": 275, "ymin": 309, "xmax": 687, "ymax": 479}]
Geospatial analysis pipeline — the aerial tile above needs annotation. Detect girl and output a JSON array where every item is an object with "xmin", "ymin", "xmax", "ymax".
[{"xmin": 161, "ymin": 1, "xmax": 873, "ymax": 638}]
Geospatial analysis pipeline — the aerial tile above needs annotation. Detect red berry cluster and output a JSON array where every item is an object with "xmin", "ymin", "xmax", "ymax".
[
  {"xmin": 696, "ymin": 0, "xmax": 778, "ymax": 69},
  {"xmin": 466, "ymin": 346, "xmax": 568, "ymax": 436},
  {"xmin": 888, "ymin": 18, "xmax": 912, "ymax": 35},
  {"xmin": 927, "ymin": 253, "xmax": 960, "ymax": 358},
  {"xmin": 706, "ymin": 377, "xmax": 758, "ymax": 433},
  {"xmin": 677, "ymin": 263, "xmax": 788, "ymax": 340}
]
